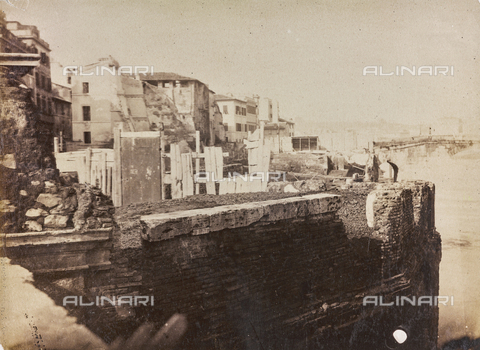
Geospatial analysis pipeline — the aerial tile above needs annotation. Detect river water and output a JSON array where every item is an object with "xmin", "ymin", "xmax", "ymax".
[{"xmin": 398, "ymin": 146, "xmax": 480, "ymax": 347}]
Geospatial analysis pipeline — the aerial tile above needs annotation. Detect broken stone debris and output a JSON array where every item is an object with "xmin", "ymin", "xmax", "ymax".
[
  {"xmin": 14, "ymin": 179, "xmax": 115, "ymax": 233},
  {"xmin": 25, "ymin": 208, "xmax": 49, "ymax": 219},
  {"xmin": 23, "ymin": 220, "xmax": 43, "ymax": 232},
  {"xmin": 44, "ymin": 214, "xmax": 69, "ymax": 228},
  {"xmin": 36, "ymin": 193, "xmax": 62, "ymax": 208}
]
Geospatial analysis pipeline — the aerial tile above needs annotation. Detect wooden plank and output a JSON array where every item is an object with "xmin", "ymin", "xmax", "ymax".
[
  {"xmin": 176, "ymin": 144, "xmax": 183, "ymax": 198},
  {"xmin": 204, "ymin": 147, "xmax": 216, "ymax": 195},
  {"xmin": 175, "ymin": 144, "xmax": 183, "ymax": 198},
  {"xmin": 106, "ymin": 166, "xmax": 112, "ymax": 196},
  {"xmin": 170, "ymin": 144, "xmax": 182, "ymax": 199},
  {"xmin": 251, "ymin": 178, "xmax": 263, "ymax": 193},
  {"xmin": 214, "ymin": 147, "xmax": 223, "ymax": 181},
  {"xmin": 226, "ymin": 179, "xmax": 236, "ymax": 194},
  {"xmin": 219, "ymin": 180, "xmax": 228, "ymax": 195},
  {"xmin": 175, "ymin": 144, "xmax": 183, "ymax": 181},
  {"xmin": 250, "ymin": 146, "xmax": 259, "ymax": 173},
  {"xmin": 244, "ymin": 140, "xmax": 260, "ymax": 149},
  {"xmin": 247, "ymin": 148, "xmax": 253, "ymax": 173},
  {"xmin": 190, "ymin": 152, "xmax": 229, "ymax": 159},
  {"xmin": 195, "ymin": 130, "xmax": 200, "ymax": 195},
  {"xmin": 170, "ymin": 144, "xmax": 177, "ymax": 197},
  {"xmin": 85, "ymin": 148, "xmax": 92, "ymax": 184},
  {"xmin": 79, "ymin": 155, "xmax": 86, "ymax": 184},
  {"xmin": 113, "ymin": 128, "xmax": 122, "ymax": 207},
  {"xmin": 101, "ymin": 151, "xmax": 107, "ymax": 194},
  {"xmin": 239, "ymin": 177, "xmax": 246, "ymax": 194},
  {"xmin": 261, "ymin": 145, "xmax": 270, "ymax": 192},
  {"xmin": 90, "ymin": 164, "xmax": 94, "ymax": 187},
  {"xmin": 181, "ymin": 153, "xmax": 194, "ymax": 197},
  {"xmin": 261, "ymin": 144, "xmax": 271, "ymax": 173},
  {"xmin": 160, "ymin": 130, "xmax": 165, "ymax": 200},
  {"xmin": 94, "ymin": 164, "xmax": 98, "ymax": 188}
]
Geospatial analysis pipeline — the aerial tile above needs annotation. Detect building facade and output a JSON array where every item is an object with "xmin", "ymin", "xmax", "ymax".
[
  {"xmin": 215, "ymin": 94, "xmax": 260, "ymax": 142},
  {"xmin": 257, "ymin": 97, "xmax": 276, "ymax": 123},
  {"xmin": 140, "ymin": 72, "xmax": 212, "ymax": 144},
  {"xmin": 68, "ymin": 57, "xmax": 150, "ymax": 150},
  {"xmin": 51, "ymin": 82, "xmax": 72, "ymax": 144},
  {"xmin": 1, "ymin": 16, "xmax": 54, "ymax": 128},
  {"xmin": 209, "ymin": 90, "xmax": 226, "ymax": 144}
]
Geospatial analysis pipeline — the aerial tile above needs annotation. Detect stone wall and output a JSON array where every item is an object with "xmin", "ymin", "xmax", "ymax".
[
  {"xmin": 98, "ymin": 185, "xmax": 440, "ymax": 349},
  {"xmin": 364, "ymin": 181, "xmax": 440, "ymax": 349},
  {"xmin": 1, "ymin": 172, "xmax": 115, "ymax": 233}
]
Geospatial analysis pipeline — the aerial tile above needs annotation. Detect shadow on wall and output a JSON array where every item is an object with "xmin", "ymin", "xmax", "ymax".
[{"xmin": 387, "ymin": 161, "xmax": 398, "ymax": 182}]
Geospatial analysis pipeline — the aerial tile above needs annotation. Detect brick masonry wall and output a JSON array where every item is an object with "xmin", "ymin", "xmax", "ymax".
[
  {"xmin": 96, "ymin": 187, "xmax": 440, "ymax": 349},
  {"xmin": 364, "ymin": 181, "xmax": 440, "ymax": 350}
]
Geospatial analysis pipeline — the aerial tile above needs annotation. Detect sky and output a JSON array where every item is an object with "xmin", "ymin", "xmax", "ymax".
[{"xmin": 2, "ymin": 0, "xmax": 480, "ymax": 126}]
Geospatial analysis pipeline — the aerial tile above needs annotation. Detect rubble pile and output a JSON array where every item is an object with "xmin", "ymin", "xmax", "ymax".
[
  {"xmin": 1, "ymin": 169, "xmax": 114, "ymax": 233},
  {"xmin": 267, "ymin": 179, "xmax": 327, "ymax": 193}
]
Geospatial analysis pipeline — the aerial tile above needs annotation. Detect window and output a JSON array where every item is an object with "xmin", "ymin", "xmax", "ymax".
[
  {"xmin": 242, "ymin": 108, "xmax": 246, "ymax": 116},
  {"xmin": 83, "ymin": 82, "xmax": 89, "ymax": 94},
  {"xmin": 236, "ymin": 123, "xmax": 242, "ymax": 132},
  {"xmin": 247, "ymin": 105, "xmax": 256, "ymax": 114},
  {"xmin": 35, "ymin": 72, "xmax": 39, "ymax": 87},
  {"xmin": 236, "ymin": 106, "xmax": 241, "ymax": 115},
  {"xmin": 248, "ymin": 125, "xmax": 256, "ymax": 132},
  {"xmin": 84, "ymin": 132, "xmax": 91, "ymax": 144},
  {"xmin": 223, "ymin": 105, "xmax": 228, "ymax": 114},
  {"xmin": 41, "ymin": 75, "xmax": 45, "ymax": 89},
  {"xmin": 67, "ymin": 76, "xmax": 71, "ymax": 84},
  {"xmin": 224, "ymin": 124, "xmax": 229, "ymax": 131},
  {"xmin": 82, "ymin": 106, "xmax": 91, "ymax": 121}
]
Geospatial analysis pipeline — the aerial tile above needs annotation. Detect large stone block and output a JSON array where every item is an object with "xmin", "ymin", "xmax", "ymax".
[
  {"xmin": 140, "ymin": 193, "xmax": 341, "ymax": 242},
  {"xmin": 44, "ymin": 215, "xmax": 69, "ymax": 228},
  {"xmin": 36, "ymin": 193, "xmax": 62, "ymax": 208},
  {"xmin": 25, "ymin": 208, "xmax": 49, "ymax": 219},
  {"xmin": 23, "ymin": 220, "xmax": 43, "ymax": 232}
]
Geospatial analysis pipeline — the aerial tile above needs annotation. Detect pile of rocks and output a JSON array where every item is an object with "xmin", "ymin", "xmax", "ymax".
[
  {"xmin": 267, "ymin": 179, "xmax": 327, "ymax": 193},
  {"xmin": 20, "ymin": 177, "xmax": 115, "ymax": 233}
]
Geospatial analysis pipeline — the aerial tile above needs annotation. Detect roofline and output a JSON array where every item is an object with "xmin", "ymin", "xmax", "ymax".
[
  {"xmin": 215, "ymin": 96, "xmax": 247, "ymax": 104},
  {"xmin": 51, "ymin": 82, "xmax": 70, "ymax": 89},
  {"xmin": 139, "ymin": 72, "xmax": 207, "ymax": 85}
]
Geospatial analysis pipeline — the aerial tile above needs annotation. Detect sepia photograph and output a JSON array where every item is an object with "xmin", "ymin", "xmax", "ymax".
[{"xmin": 1, "ymin": 0, "xmax": 479, "ymax": 349}]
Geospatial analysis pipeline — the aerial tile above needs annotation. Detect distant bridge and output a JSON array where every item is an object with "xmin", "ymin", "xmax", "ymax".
[{"xmin": 373, "ymin": 135, "xmax": 480, "ymax": 167}]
